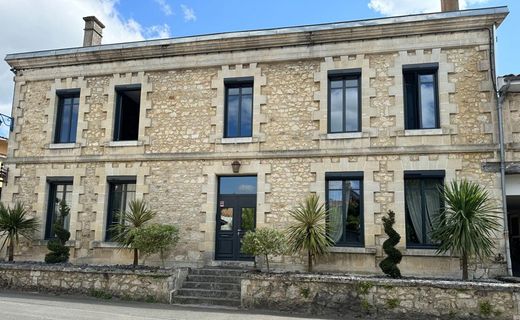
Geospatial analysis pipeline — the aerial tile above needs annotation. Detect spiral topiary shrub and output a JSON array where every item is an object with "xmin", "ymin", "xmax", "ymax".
[
  {"xmin": 379, "ymin": 210, "xmax": 402, "ymax": 278},
  {"xmin": 45, "ymin": 200, "xmax": 70, "ymax": 263}
]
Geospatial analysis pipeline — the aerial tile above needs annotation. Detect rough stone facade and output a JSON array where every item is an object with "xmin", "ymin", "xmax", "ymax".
[
  {"xmin": 1, "ymin": 9, "xmax": 513, "ymax": 278},
  {"xmin": 241, "ymin": 273, "xmax": 520, "ymax": 319}
]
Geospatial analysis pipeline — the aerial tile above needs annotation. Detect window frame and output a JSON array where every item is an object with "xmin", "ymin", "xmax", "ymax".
[
  {"xmin": 224, "ymin": 78, "xmax": 254, "ymax": 138},
  {"xmin": 404, "ymin": 170, "xmax": 445, "ymax": 249},
  {"xmin": 403, "ymin": 63, "xmax": 440, "ymax": 130},
  {"xmin": 327, "ymin": 69, "xmax": 362, "ymax": 134},
  {"xmin": 113, "ymin": 85, "xmax": 141, "ymax": 142},
  {"xmin": 54, "ymin": 90, "xmax": 80, "ymax": 144},
  {"xmin": 325, "ymin": 171, "xmax": 364, "ymax": 247},
  {"xmin": 45, "ymin": 177, "xmax": 73, "ymax": 239},
  {"xmin": 105, "ymin": 176, "xmax": 137, "ymax": 241}
]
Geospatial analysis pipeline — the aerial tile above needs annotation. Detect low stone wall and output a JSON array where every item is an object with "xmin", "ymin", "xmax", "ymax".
[
  {"xmin": 0, "ymin": 263, "xmax": 180, "ymax": 303},
  {"xmin": 241, "ymin": 273, "xmax": 520, "ymax": 319}
]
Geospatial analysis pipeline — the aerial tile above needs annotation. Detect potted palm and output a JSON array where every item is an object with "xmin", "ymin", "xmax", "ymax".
[
  {"xmin": 0, "ymin": 202, "xmax": 39, "ymax": 262},
  {"xmin": 431, "ymin": 179, "xmax": 501, "ymax": 280}
]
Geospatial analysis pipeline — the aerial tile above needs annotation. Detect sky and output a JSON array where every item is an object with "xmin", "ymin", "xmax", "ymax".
[{"xmin": 0, "ymin": 0, "xmax": 518, "ymax": 124}]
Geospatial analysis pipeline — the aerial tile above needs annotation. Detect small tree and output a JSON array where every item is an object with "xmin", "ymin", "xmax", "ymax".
[
  {"xmin": 379, "ymin": 210, "xmax": 402, "ymax": 278},
  {"xmin": 287, "ymin": 194, "xmax": 334, "ymax": 272},
  {"xmin": 45, "ymin": 200, "xmax": 71, "ymax": 263},
  {"xmin": 431, "ymin": 179, "xmax": 501, "ymax": 280},
  {"xmin": 0, "ymin": 202, "xmax": 39, "ymax": 262},
  {"xmin": 132, "ymin": 224, "xmax": 180, "ymax": 266},
  {"xmin": 241, "ymin": 228, "xmax": 286, "ymax": 273},
  {"xmin": 109, "ymin": 199, "xmax": 157, "ymax": 266}
]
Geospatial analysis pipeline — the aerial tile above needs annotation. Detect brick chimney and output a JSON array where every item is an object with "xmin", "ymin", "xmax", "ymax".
[
  {"xmin": 82, "ymin": 16, "xmax": 105, "ymax": 46},
  {"xmin": 441, "ymin": 0, "xmax": 459, "ymax": 12}
]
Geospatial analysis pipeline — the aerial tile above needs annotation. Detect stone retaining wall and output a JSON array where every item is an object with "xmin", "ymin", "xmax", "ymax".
[
  {"xmin": 0, "ymin": 263, "xmax": 179, "ymax": 303},
  {"xmin": 241, "ymin": 273, "xmax": 520, "ymax": 319}
]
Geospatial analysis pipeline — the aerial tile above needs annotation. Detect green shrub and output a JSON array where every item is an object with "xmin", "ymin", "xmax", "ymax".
[
  {"xmin": 0, "ymin": 202, "xmax": 39, "ymax": 262},
  {"xmin": 379, "ymin": 210, "xmax": 402, "ymax": 278},
  {"xmin": 241, "ymin": 228, "xmax": 286, "ymax": 272},
  {"xmin": 45, "ymin": 200, "xmax": 71, "ymax": 263},
  {"xmin": 132, "ymin": 224, "xmax": 180, "ymax": 266}
]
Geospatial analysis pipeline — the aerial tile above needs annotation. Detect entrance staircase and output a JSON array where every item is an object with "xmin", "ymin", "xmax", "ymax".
[{"xmin": 172, "ymin": 267, "xmax": 245, "ymax": 307}]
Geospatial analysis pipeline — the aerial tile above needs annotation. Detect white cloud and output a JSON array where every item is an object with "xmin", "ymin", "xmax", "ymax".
[
  {"xmin": 180, "ymin": 4, "xmax": 196, "ymax": 22},
  {"xmin": 368, "ymin": 0, "xmax": 491, "ymax": 16},
  {"xmin": 0, "ymin": 0, "xmax": 172, "ymax": 118},
  {"xmin": 154, "ymin": 0, "xmax": 173, "ymax": 16}
]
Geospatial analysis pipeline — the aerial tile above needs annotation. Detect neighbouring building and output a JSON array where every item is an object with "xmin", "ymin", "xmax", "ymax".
[{"xmin": 2, "ymin": 2, "xmax": 516, "ymax": 278}]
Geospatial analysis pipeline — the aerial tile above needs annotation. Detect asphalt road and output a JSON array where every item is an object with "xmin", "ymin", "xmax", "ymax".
[{"xmin": 0, "ymin": 291, "xmax": 328, "ymax": 320}]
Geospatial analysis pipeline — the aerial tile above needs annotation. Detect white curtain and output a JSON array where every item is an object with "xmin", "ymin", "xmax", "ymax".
[{"xmin": 405, "ymin": 180, "xmax": 423, "ymax": 243}]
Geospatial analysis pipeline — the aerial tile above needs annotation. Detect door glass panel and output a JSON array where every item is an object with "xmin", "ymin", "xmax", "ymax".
[
  {"xmin": 219, "ymin": 207, "xmax": 234, "ymax": 231},
  {"xmin": 241, "ymin": 208, "xmax": 255, "ymax": 232},
  {"xmin": 219, "ymin": 176, "xmax": 257, "ymax": 194}
]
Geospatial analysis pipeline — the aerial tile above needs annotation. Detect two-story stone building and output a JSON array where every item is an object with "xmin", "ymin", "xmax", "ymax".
[{"xmin": 2, "ymin": 3, "xmax": 514, "ymax": 278}]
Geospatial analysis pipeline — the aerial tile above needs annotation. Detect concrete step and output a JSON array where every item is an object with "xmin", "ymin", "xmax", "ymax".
[
  {"xmin": 182, "ymin": 281, "xmax": 240, "ymax": 291},
  {"xmin": 171, "ymin": 295, "xmax": 241, "ymax": 307},
  {"xmin": 186, "ymin": 274, "xmax": 241, "ymax": 284},
  {"xmin": 189, "ymin": 268, "xmax": 246, "ymax": 277},
  {"xmin": 177, "ymin": 288, "xmax": 240, "ymax": 299}
]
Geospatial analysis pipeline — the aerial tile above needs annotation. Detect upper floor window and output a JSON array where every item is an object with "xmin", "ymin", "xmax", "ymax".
[
  {"xmin": 404, "ymin": 170, "xmax": 444, "ymax": 248},
  {"xmin": 45, "ymin": 179, "xmax": 72, "ymax": 239},
  {"xmin": 224, "ymin": 79, "xmax": 253, "ymax": 138},
  {"xmin": 55, "ymin": 91, "xmax": 80, "ymax": 143},
  {"xmin": 403, "ymin": 64, "xmax": 439, "ymax": 130},
  {"xmin": 105, "ymin": 177, "xmax": 136, "ymax": 241},
  {"xmin": 326, "ymin": 172, "xmax": 363, "ymax": 247},
  {"xmin": 114, "ymin": 86, "xmax": 141, "ymax": 141},
  {"xmin": 328, "ymin": 71, "xmax": 361, "ymax": 133}
]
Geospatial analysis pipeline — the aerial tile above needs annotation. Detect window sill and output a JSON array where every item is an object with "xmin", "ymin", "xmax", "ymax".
[
  {"xmin": 329, "ymin": 246, "xmax": 376, "ymax": 254},
  {"xmin": 107, "ymin": 140, "xmax": 142, "ymax": 147},
  {"xmin": 89, "ymin": 241, "xmax": 120, "ymax": 249},
  {"xmin": 326, "ymin": 132, "xmax": 363, "ymax": 140},
  {"xmin": 220, "ymin": 137, "xmax": 253, "ymax": 144},
  {"xmin": 33, "ymin": 239, "xmax": 77, "ymax": 248},
  {"xmin": 404, "ymin": 248, "xmax": 451, "ymax": 257},
  {"xmin": 48, "ymin": 143, "xmax": 79, "ymax": 149},
  {"xmin": 404, "ymin": 128, "xmax": 443, "ymax": 136}
]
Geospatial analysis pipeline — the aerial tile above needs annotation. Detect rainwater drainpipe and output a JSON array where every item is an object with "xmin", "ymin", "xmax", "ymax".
[{"xmin": 492, "ymin": 23, "xmax": 512, "ymax": 276}]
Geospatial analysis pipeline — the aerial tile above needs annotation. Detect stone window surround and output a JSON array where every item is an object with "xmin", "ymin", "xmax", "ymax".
[
  {"xmin": 199, "ymin": 160, "xmax": 271, "ymax": 263},
  {"xmin": 101, "ymin": 72, "xmax": 152, "ymax": 147},
  {"xmin": 389, "ymin": 49, "xmax": 456, "ymax": 137},
  {"xmin": 91, "ymin": 163, "xmax": 150, "ymax": 243},
  {"xmin": 313, "ymin": 55, "xmax": 375, "ymax": 141},
  {"xmin": 43, "ymin": 77, "xmax": 90, "ymax": 151},
  {"xmin": 34, "ymin": 166, "xmax": 87, "ymax": 241},
  {"xmin": 210, "ymin": 64, "xmax": 267, "ymax": 144}
]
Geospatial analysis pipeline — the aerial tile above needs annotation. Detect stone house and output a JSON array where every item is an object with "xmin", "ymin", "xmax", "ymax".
[{"xmin": 2, "ymin": 3, "xmax": 516, "ymax": 278}]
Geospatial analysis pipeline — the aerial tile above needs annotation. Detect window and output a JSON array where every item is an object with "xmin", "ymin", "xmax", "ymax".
[
  {"xmin": 224, "ymin": 80, "xmax": 253, "ymax": 138},
  {"xmin": 54, "ymin": 91, "xmax": 80, "ymax": 143},
  {"xmin": 105, "ymin": 178, "xmax": 136, "ymax": 241},
  {"xmin": 114, "ymin": 86, "xmax": 141, "ymax": 141},
  {"xmin": 326, "ymin": 172, "xmax": 363, "ymax": 246},
  {"xmin": 404, "ymin": 171, "xmax": 444, "ymax": 248},
  {"xmin": 328, "ymin": 71, "xmax": 361, "ymax": 133},
  {"xmin": 45, "ymin": 179, "xmax": 73, "ymax": 239},
  {"xmin": 403, "ymin": 64, "xmax": 439, "ymax": 130}
]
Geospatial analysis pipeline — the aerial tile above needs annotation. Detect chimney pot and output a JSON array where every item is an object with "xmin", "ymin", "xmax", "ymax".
[
  {"xmin": 83, "ymin": 16, "xmax": 105, "ymax": 46},
  {"xmin": 441, "ymin": 0, "xmax": 459, "ymax": 12}
]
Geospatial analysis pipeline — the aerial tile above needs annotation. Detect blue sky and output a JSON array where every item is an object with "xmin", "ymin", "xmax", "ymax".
[{"xmin": 0, "ymin": 0, "xmax": 518, "ymax": 124}]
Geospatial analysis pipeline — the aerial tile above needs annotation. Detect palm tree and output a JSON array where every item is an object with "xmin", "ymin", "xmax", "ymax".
[
  {"xmin": 287, "ymin": 194, "xmax": 334, "ymax": 272},
  {"xmin": 109, "ymin": 199, "xmax": 157, "ymax": 266},
  {"xmin": 0, "ymin": 202, "xmax": 39, "ymax": 262},
  {"xmin": 431, "ymin": 179, "xmax": 501, "ymax": 280}
]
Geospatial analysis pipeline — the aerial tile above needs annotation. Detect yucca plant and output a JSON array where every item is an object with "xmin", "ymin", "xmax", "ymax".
[
  {"xmin": 0, "ymin": 202, "xmax": 39, "ymax": 262},
  {"xmin": 431, "ymin": 179, "xmax": 501, "ymax": 280},
  {"xmin": 109, "ymin": 199, "xmax": 157, "ymax": 266},
  {"xmin": 287, "ymin": 194, "xmax": 334, "ymax": 272}
]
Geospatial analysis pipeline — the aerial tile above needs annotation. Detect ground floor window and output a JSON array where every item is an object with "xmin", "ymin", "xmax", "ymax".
[
  {"xmin": 105, "ymin": 178, "xmax": 136, "ymax": 241},
  {"xmin": 45, "ymin": 179, "xmax": 72, "ymax": 239},
  {"xmin": 326, "ymin": 172, "xmax": 363, "ymax": 246},
  {"xmin": 404, "ymin": 170, "xmax": 444, "ymax": 248}
]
